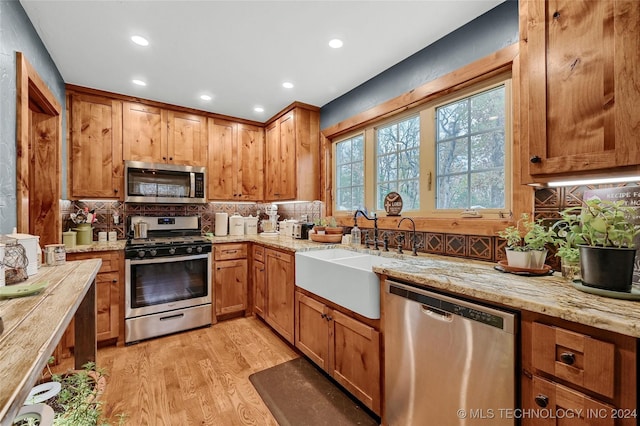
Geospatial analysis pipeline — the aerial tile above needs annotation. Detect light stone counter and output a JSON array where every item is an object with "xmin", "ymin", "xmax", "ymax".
[
  {"xmin": 371, "ymin": 254, "xmax": 640, "ymax": 338},
  {"xmin": 65, "ymin": 240, "xmax": 127, "ymax": 253}
]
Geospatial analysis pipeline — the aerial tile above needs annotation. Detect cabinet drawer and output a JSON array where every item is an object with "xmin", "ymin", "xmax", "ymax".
[
  {"xmin": 532, "ymin": 322, "xmax": 615, "ymax": 398},
  {"xmin": 531, "ymin": 376, "xmax": 614, "ymax": 426},
  {"xmin": 67, "ymin": 251, "xmax": 120, "ymax": 274},
  {"xmin": 214, "ymin": 243, "xmax": 247, "ymax": 260},
  {"xmin": 253, "ymin": 245, "xmax": 265, "ymax": 262}
]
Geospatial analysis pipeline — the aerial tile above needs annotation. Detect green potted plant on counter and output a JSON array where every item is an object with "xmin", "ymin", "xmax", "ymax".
[
  {"xmin": 558, "ymin": 198, "xmax": 640, "ymax": 292},
  {"xmin": 498, "ymin": 213, "xmax": 556, "ymax": 269}
]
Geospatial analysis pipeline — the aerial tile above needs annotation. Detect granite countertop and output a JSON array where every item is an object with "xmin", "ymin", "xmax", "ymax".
[
  {"xmin": 62, "ymin": 234, "xmax": 640, "ymax": 338},
  {"xmin": 65, "ymin": 240, "xmax": 127, "ymax": 253},
  {"xmin": 370, "ymin": 254, "xmax": 640, "ymax": 338}
]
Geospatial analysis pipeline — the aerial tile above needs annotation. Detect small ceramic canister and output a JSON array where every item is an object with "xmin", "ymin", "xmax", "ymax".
[
  {"xmin": 108, "ymin": 231, "xmax": 117, "ymax": 242},
  {"xmin": 98, "ymin": 231, "xmax": 107, "ymax": 242}
]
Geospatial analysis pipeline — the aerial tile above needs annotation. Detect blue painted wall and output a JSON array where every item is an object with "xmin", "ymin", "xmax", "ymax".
[
  {"xmin": 0, "ymin": 0, "xmax": 66, "ymax": 234},
  {"xmin": 320, "ymin": 0, "xmax": 519, "ymax": 130}
]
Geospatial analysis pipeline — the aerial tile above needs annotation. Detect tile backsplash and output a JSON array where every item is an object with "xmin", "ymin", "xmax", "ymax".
[{"xmin": 60, "ymin": 200, "xmax": 323, "ymax": 240}]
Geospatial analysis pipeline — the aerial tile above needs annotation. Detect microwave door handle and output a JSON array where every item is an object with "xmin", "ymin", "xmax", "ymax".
[{"xmin": 190, "ymin": 172, "xmax": 195, "ymax": 197}]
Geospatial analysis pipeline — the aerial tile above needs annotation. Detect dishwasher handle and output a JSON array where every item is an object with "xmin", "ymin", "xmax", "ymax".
[
  {"xmin": 421, "ymin": 305, "xmax": 453, "ymax": 322},
  {"xmin": 385, "ymin": 279, "xmax": 517, "ymax": 334}
]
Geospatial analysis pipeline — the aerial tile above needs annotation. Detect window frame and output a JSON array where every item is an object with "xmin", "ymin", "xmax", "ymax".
[{"xmin": 331, "ymin": 72, "xmax": 512, "ymax": 220}]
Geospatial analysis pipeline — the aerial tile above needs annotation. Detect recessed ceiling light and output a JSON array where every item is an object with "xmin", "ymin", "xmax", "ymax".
[
  {"xmin": 282, "ymin": 82, "xmax": 294, "ymax": 89},
  {"xmin": 254, "ymin": 106, "xmax": 264, "ymax": 113},
  {"xmin": 329, "ymin": 39, "xmax": 343, "ymax": 49},
  {"xmin": 200, "ymin": 94, "xmax": 212, "ymax": 101},
  {"xmin": 131, "ymin": 35, "xmax": 149, "ymax": 46},
  {"xmin": 132, "ymin": 79, "xmax": 146, "ymax": 86}
]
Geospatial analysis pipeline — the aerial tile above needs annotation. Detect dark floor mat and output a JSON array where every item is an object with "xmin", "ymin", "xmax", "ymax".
[{"xmin": 249, "ymin": 357, "xmax": 379, "ymax": 426}]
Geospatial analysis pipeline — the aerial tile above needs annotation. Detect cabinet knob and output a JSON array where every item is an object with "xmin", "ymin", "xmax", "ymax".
[
  {"xmin": 530, "ymin": 155, "xmax": 542, "ymax": 164},
  {"xmin": 534, "ymin": 394, "xmax": 549, "ymax": 408},
  {"xmin": 112, "ymin": 279, "xmax": 117, "ymax": 283},
  {"xmin": 163, "ymin": 156, "xmax": 167, "ymax": 160},
  {"xmin": 560, "ymin": 352, "xmax": 575, "ymax": 365},
  {"xmin": 169, "ymin": 157, "xmax": 173, "ymax": 161},
  {"xmin": 321, "ymin": 313, "xmax": 327, "ymax": 319},
  {"xmin": 326, "ymin": 315, "xmax": 333, "ymax": 322},
  {"xmin": 113, "ymin": 188, "xmax": 118, "ymax": 194}
]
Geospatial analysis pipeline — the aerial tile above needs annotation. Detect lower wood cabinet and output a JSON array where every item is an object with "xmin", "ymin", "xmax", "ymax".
[
  {"xmin": 213, "ymin": 243, "xmax": 248, "ymax": 321},
  {"xmin": 56, "ymin": 250, "xmax": 123, "ymax": 358},
  {"xmin": 252, "ymin": 245, "xmax": 266, "ymax": 318},
  {"xmin": 295, "ymin": 291, "xmax": 381, "ymax": 415},
  {"xmin": 521, "ymin": 312, "xmax": 637, "ymax": 426},
  {"xmin": 264, "ymin": 248, "xmax": 295, "ymax": 344}
]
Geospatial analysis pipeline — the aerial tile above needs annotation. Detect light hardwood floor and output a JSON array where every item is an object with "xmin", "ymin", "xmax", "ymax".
[{"xmin": 58, "ymin": 317, "xmax": 298, "ymax": 425}]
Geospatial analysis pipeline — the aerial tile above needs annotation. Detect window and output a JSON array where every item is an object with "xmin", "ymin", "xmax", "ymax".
[
  {"xmin": 435, "ymin": 85, "xmax": 506, "ymax": 210},
  {"xmin": 334, "ymin": 134, "xmax": 365, "ymax": 211},
  {"xmin": 331, "ymin": 74, "xmax": 511, "ymax": 219},
  {"xmin": 376, "ymin": 116, "xmax": 420, "ymax": 210}
]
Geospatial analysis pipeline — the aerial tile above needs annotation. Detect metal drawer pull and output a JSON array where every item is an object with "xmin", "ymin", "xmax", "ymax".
[
  {"xmin": 560, "ymin": 352, "xmax": 575, "ymax": 365},
  {"xmin": 159, "ymin": 313, "xmax": 185, "ymax": 321},
  {"xmin": 534, "ymin": 394, "xmax": 549, "ymax": 408}
]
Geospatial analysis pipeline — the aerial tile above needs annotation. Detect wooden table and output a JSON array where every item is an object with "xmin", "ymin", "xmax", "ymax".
[{"xmin": 0, "ymin": 259, "xmax": 101, "ymax": 426}]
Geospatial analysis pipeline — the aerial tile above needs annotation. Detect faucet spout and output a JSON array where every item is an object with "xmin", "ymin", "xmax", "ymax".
[
  {"xmin": 397, "ymin": 217, "xmax": 418, "ymax": 256},
  {"xmin": 354, "ymin": 210, "xmax": 381, "ymax": 250}
]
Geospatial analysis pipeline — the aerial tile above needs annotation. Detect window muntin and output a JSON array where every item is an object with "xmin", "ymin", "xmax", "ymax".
[
  {"xmin": 334, "ymin": 134, "xmax": 365, "ymax": 211},
  {"xmin": 375, "ymin": 116, "xmax": 420, "ymax": 210},
  {"xmin": 435, "ymin": 85, "xmax": 506, "ymax": 210}
]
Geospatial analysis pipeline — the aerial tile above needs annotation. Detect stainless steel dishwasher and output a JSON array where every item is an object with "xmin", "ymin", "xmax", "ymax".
[{"xmin": 384, "ymin": 280, "xmax": 517, "ymax": 425}]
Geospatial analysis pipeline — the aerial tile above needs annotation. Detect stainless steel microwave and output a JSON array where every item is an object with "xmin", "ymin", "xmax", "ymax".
[{"xmin": 124, "ymin": 161, "xmax": 207, "ymax": 203}]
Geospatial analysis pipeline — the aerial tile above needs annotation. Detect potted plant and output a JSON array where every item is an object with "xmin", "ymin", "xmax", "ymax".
[
  {"xmin": 324, "ymin": 217, "xmax": 343, "ymax": 235},
  {"xmin": 557, "ymin": 199, "xmax": 640, "ymax": 292},
  {"xmin": 552, "ymin": 209, "xmax": 583, "ymax": 281},
  {"xmin": 312, "ymin": 218, "xmax": 326, "ymax": 235},
  {"xmin": 498, "ymin": 213, "xmax": 556, "ymax": 269}
]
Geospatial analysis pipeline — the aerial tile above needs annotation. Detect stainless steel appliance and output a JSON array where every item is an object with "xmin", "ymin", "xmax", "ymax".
[
  {"xmin": 125, "ymin": 216, "xmax": 212, "ymax": 343},
  {"xmin": 292, "ymin": 222, "xmax": 313, "ymax": 239},
  {"xmin": 384, "ymin": 280, "xmax": 517, "ymax": 425},
  {"xmin": 124, "ymin": 160, "xmax": 206, "ymax": 204}
]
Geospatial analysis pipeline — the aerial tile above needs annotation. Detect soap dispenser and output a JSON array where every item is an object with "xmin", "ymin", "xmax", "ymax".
[{"xmin": 350, "ymin": 222, "xmax": 361, "ymax": 247}]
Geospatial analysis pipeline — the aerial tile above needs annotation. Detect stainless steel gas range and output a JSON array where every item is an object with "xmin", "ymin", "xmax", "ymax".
[{"xmin": 124, "ymin": 215, "xmax": 212, "ymax": 343}]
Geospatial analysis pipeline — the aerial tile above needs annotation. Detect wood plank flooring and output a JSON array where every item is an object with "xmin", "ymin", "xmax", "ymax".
[{"xmin": 57, "ymin": 317, "xmax": 298, "ymax": 425}]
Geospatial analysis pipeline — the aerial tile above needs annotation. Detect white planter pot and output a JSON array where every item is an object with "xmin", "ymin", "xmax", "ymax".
[
  {"xmin": 505, "ymin": 249, "xmax": 531, "ymax": 268},
  {"xmin": 529, "ymin": 249, "xmax": 548, "ymax": 270}
]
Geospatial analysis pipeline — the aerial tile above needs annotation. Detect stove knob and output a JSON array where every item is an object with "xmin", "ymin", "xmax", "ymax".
[
  {"xmin": 186, "ymin": 247, "xmax": 193, "ymax": 254},
  {"xmin": 169, "ymin": 247, "xmax": 176, "ymax": 255},
  {"xmin": 137, "ymin": 250, "xmax": 145, "ymax": 258},
  {"xmin": 196, "ymin": 245, "xmax": 203, "ymax": 253},
  {"xmin": 150, "ymin": 249, "xmax": 157, "ymax": 257}
]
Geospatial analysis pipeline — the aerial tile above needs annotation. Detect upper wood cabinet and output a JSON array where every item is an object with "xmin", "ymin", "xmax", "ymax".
[
  {"xmin": 265, "ymin": 105, "xmax": 320, "ymax": 201},
  {"xmin": 208, "ymin": 118, "xmax": 264, "ymax": 201},
  {"xmin": 69, "ymin": 94, "xmax": 123, "ymax": 199},
  {"xmin": 123, "ymin": 101, "xmax": 207, "ymax": 167},
  {"xmin": 520, "ymin": 0, "xmax": 640, "ymax": 181}
]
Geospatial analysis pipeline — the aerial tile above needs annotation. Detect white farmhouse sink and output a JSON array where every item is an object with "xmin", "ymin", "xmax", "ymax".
[{"xmin": 295, "ymin": 249, "xmax": 395, "ymax": 319}]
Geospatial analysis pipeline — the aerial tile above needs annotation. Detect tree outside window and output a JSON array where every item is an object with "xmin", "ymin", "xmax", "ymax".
[
  {"xmin": 435, "ymin": 85, "xmax": 506, "ymax": 210},
  {"xmin": 376, "ymin": 116, "xmax": 420, "ymax": 210},
  {"xmin": 335, "ymin": 134, "xmax": 365, "ymax": 211}
]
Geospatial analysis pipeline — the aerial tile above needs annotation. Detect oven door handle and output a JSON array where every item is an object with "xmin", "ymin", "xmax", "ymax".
[
  {"xmin": 159, "ymin": 313, "xmax": 185, "ymax": 321},
  {"xmin": 127, "ymin": 253, "xmax": 210, "ymax": 265}
]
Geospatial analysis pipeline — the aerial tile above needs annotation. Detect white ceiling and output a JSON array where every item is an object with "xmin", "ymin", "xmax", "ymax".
[{"xmin": 20, "ymin": 0, "xmax": 505, "ymax": 122}]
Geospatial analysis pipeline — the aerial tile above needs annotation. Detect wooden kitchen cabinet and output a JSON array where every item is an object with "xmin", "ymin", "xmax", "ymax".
[
  {"xmin": 208, "ymin": 118, "xmax": 264, "ymax": 201},
  {"xmin": 264, "ymin": 248, "xmax": 295, "ymax": 343},
  {"xmin": 213, "ymin": 243, "xmax": 248, "ymax": 321},
  {"xmin": 68, "ymin": 94, "xmax": 123, "ymax": 199},
  {"xmin": 295, "ymin": 291, "xmax": 381, "ymax": 415},
  {"xmin": 521, "ymin": 312, "xmax": 637, "ymax": 426},
  {"xmin": 123, "ymin": 101, "xmax": 207, "ymax": 167},
  {"xmin": 519, "ymin": 0, "xmax": 640, "ymax": 181},
  {"xmin": 264, "ymin": 104, "xmax": 320, "ymax": 201},
  {"xmin": 56, "ymin": 250, "xmax": 123, "ymax": 358},
  {"xmin": 252, "ymin": 245, "xmax": 266, "ymax": 318}
]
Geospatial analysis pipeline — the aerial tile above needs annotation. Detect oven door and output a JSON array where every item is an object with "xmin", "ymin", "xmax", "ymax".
[{"xmin": 125, "ymin": 253, "xmax": 212, "ymax": 318}]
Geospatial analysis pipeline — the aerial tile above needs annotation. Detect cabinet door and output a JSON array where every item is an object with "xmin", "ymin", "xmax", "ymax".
[
  {"xmin": 208, "ymin": 118, "xmax": 237, "ymax": 200},
  {"xmin": 167, "ymin": 111, "xmax": 207, "ymax": 166},
  {"xmin": 265, "ymin": 249, "xmax": 295, "ymax": 343},
  {"xmin": 295, "ymin": 292, "xmax": 329, "ymax": 369},
  {"xmin": 96, "ymin": 270, "xmax": 120, "ymax": 341},
  {"xmin": 525, "ymin": 376, "xmax": 614, "ymax": 426},
  {"xmin": 70, "ymin": 94, "xmax": 123, "ymax": 199},
  {"xmin": 522, "ymin": 0, "xmax": 640, "ymax": 177},
  {"xmin": 330, "ymin": 309, "xmax": 381, "ymax": 415},
  {"xmin": 253, "ymin": 259, "xmax": 266, "ymax": 318},
  {"xmin": 214, "ymin": 258, "xmax": 248, "ymax": 316},
  {"xmin": 237, "ymin": 123, "xmax": 264, "ymax": 201},
  {"xmin": 276, "ymin": 112, "xmax": 296, "ymax": 200},
  {"xmin": 122, "ymin": 102, "xmax": 168, "ymax": 163}
]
